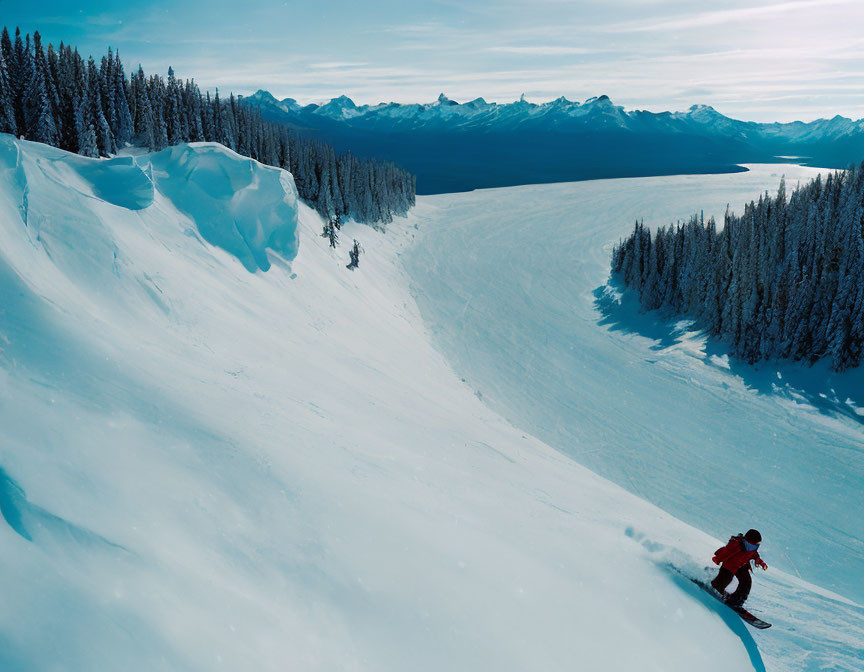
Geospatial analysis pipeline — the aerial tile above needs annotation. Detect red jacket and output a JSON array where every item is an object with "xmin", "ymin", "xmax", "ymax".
[{"xmin": 713, "ymin": 535, "xmax": 767, "ymax": 573}]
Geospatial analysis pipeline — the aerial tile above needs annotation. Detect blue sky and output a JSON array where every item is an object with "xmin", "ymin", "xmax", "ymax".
[{"xmin": 6, "ymin": 0, "xmax": 864, "ymax": 121}]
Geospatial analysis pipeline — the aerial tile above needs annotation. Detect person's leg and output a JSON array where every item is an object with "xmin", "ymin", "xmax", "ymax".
[
  {"xmin": 726, "ymin": 567, "xmax": 752, "ymax": 607},
  {"xmin": 711, "ymin": 567, "xmax": 734, "ymax": 594}
]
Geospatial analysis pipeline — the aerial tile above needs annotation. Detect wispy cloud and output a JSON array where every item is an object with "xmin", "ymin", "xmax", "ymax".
[
  {"xmin": 309, "ymin": 62, "xmax": 368, "ymax": 70},
  {"xmin": 12, "ymin": 0, "xmax": 864, "ymax": 122},
  {"xmin": 603, "ymin": 0, "xmax": 857, "ymax": 33},
  {"xmin": 483, "ymin": 46, "xmax": 600, "ymax": 56}
]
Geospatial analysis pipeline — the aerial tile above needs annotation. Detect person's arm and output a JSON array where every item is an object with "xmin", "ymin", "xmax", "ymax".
[
  {"xmin": 754, "ymin": 552, "xmax": 768, "ymax": 570},
  {"xmin": 712, "ymin": 539, "xmax": 737, "ymax": 564}
]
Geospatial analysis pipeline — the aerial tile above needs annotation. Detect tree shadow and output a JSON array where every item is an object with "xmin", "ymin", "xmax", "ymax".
[
  {"xmin": 593, "ymin": 282, "xmax": 691, "ymax": 350},
  {"xmin": 594, "ymin": 280, "xmax": 864, "ymax": 427}
]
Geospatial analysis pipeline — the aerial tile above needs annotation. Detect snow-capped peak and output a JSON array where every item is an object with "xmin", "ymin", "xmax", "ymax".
[
  {"xmin": 583, "ymin": 94, "xmax": 613, "ymax": 107},
  {"xmin": 245, "ymin": 89, "xmax": 279, "ymax": 104},
  {"xmin": 315, "ymin": 94, "xmax": 361, "ymax": 119},
  {"xmin": 685, "ymin": 104, "xmax": 724, "ymax": 120},
  {"xmin": 242, "ymin": 89, "xmax": 864, "ymax": 154},
  {"xmin": 329, "ymin": 94, "xmax": 356, "ymax": 108}
]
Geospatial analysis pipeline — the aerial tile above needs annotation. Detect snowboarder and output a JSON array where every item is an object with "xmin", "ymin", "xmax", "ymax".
[{"xmin": 710, "ymin": 529, "xmax": 767, "ymax": 608}]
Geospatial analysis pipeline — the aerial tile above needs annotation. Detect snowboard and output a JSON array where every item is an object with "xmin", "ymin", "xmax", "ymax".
[
  {"xmin": 730, "ymin": 605, "xmax": 772, "ymax": 629},
  {"xmin": 692, "ymin": 578, "xmax": 772, "ymax": 629}
]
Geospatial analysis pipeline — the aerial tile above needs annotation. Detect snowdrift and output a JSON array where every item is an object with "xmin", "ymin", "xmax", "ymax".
[
  {"xmin": 0, "ymin": 136, "xmax": 843, "ymax": 670},
  {"xmin": 0, "ymin": 135, "xmax": 298, "ymax": 280},
  {"xmin": 148, "ymin": 143, "xmax": 299, "ymax": 272}
]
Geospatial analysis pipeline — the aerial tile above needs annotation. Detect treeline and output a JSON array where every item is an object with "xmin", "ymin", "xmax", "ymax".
[
  {"xmin": 611, "ymin": 168, "xmax": 864, "ymax": 371},
  {"xmin": 0, "ymin": 27, "xmax": 415, "ymax": 224}
]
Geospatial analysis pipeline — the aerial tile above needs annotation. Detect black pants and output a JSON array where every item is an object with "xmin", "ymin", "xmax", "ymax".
[{"xmin": 711, "ymin": 566, "xmax": 751, "ymax": 607}]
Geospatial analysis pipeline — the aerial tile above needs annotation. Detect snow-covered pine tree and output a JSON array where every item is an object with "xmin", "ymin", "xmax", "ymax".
[
  {"xmin": 0, "ymin": 28, "xmax": 11, "ymax": 72},
  {"xmin": 78, "ymin": 122, "xmax": 99, "ymax": 158},
  {"xmin": 99, "ymin": 51, "xmax": 117, "ymax": 138},
  {"xmin": 86, "ymin": 56, "xmax": 115, "ymax": 154},
  {"xmin": 316, "ymin": 152, "xmax": 336, "ymax": 218},
  {"xmin": 0, "ymin": 26, "xmax": 416, "ymax": 225},
  {"xmin": 112, "ymin": 51, "xmax": 133, "ymax": 146},
  {"xmin": 185, "ymin": 80, "xmax": 204, "ymax": 141},
  {"xmin": 0, "ymin": 38, "xmax": 15, "ymax": 133},
  {"xmin": 22, "ymin": 32, "xmax": 59, "ymax": 145},
  {"xmin": 346, "ymin": 239, "xmax": 362, "ymax": 270},
  {"xmin": 10, "ymin": 28, "xmax": 27, "ymax": 137},
  {"xmin": 611, "ymin": 167, "xmax": 864, "ymax": 371},
  {"xmin": 165, "ymin": 67, "xmax": 182, "ymax": 146},
  {"xmin": 148, "ymin": 74, "xmax": 168, "ymax": 150},
  {"xmin": 43, "ymin": 41, "xmax": 62, "ymax": 132}
]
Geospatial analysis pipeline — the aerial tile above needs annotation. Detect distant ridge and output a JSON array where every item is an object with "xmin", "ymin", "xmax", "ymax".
[
  {"xmin": 244, "ymin": 90, "xmax": 864, "ymax": 194},
  {"xmin": 245, "ymin": 89, "xmax": 864, "ymax": 139}
]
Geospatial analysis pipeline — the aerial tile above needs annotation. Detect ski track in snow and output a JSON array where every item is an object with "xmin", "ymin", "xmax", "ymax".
[{"xmin": 0, "ymin": 135, "xmax": 861, "ymax": 670}]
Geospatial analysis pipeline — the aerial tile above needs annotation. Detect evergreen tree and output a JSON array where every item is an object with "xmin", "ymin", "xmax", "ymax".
[
  {"xmin": 165, "ymin": 66, "xmax": 182, "ymax": 145},
  {"xmin": 79, "ymin": 122, "xmax": 99, "ymax": 158},
  {"xmin": 99, "ymin": 51, "xmax": 117, "ymax": 137},
  {"xmin": 112, "ymin": 51, "xmax": 133, "ymax": 146},
  {"xmin": 0, "ymin": 39, "xmax": 15, "ymax": 133},
  {"xmin": 321, "ymin": 218, "xmax": 338, "ymax": 248},
  {"xmin": 86, "ymin": 56, "xmax": 114, "ymax": 154},
  {"xmin": 11, "ymin": 28, "xmax": 26, "ymax": 136},
  {"xmin": 132, "ymin": 65, "xmax": 155, "ymax": 150},
  {"xmin": 22, "ymin": 32, "xmax": 58, "ymax": 145},
  {"xmin": 0, "ymin": 25, "xmax": 416, "ymax": 225},
  {"xmin": 611, "ymin": 168, "xmax": 864, "ymax": 371},
  {"xmin": 347, "ymin": 239, "xmax": 362, "ymax": 270},
  {"xmin": 0, "ymin": 27, "xmax": 11, "ymax": 68}
]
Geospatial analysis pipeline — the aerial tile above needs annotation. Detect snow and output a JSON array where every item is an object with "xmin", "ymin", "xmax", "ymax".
[
  {"xmin": 402, "ymin": 165, "xmax": 864, "ymax": 670},
  {"xmin": 0, "ymin": 135, "xmax": 860, "ymax": 670},
  {"xmin": 148, "ymin": 143, "xmax": 299, "ymax": 271}
]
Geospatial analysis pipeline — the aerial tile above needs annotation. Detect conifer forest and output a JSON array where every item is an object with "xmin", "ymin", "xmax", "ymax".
[
  {"xmin": 612, "ymin": 168, "xmax": 864, "ymax": 371},
  {"xmin": 0, "ymin": 27, "xmax": 415, "ymax": 224}
]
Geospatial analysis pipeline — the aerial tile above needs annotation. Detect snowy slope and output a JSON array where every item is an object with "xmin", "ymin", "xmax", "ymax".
[
  {"xmin": 402, "ymin": 167, "xmax": 864, "ymax": 670},
  {"xmin": 0, "ymin": 135, "xmax": 785, "ymax": 670}
]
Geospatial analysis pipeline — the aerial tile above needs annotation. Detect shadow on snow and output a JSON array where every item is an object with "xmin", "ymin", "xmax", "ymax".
[
  {"xmin": 665, "ymin": 567, "xmax": 767, "ymax": 672},
  {"xmin": 0, "ymin": 466, "xmax": 125, "ymax": 552},
  {"xmin": 593, "ymin": 281, "xmax": 864, "ymax": 428}
]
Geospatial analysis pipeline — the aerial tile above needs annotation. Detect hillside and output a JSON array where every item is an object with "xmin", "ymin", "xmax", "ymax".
[
  {"xmin": 0, "ymin": 136, "xmax": 860, "ymax": 670},
  {"xmin": 401, "ymin": 166, "xmax": 864, "ymax": 669}
]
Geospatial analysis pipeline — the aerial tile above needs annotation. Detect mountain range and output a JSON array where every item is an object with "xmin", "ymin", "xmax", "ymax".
[{"xmin": 245, "ymin": 90, "xmax": 864, "ymax": 194}]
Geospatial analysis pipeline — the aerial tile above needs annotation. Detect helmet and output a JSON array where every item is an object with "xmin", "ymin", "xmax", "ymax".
[{"xmin": 744, "ymin": 529, "xmax": 762, "ymax": 544}]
